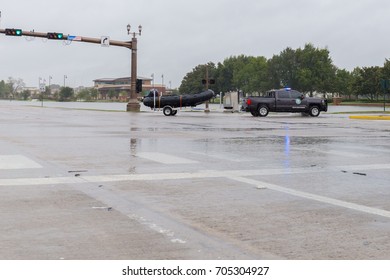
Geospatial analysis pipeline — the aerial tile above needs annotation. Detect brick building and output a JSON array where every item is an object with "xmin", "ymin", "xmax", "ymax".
[{"xmin": 93, "ymin": 76, "xmax": 166, "ymax": 100}]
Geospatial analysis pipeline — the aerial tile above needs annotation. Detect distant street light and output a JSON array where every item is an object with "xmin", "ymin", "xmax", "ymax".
[
  {"xmin": 38, "ymin": 77, "xmax": 46, "ymax": 107},
  {"xmin": 161, "ymin": 74, "xmax": 164, "ymax": 94},
  {"xmin": 63, "ymin": 75, "xmax": 67, "ymax": 87}
]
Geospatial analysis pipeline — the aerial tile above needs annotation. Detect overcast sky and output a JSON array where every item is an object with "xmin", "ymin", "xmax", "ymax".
[{"xmin": 1, "ymin": 0, "xmax": 390, "ymax": 88}]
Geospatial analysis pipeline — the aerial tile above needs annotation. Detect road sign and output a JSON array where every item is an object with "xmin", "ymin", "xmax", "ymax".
[
  {"xmin": 39, "ymin": 83, "xmax": 45, "ymax": 93},
  {"xmin": 68, "ymin": 35, "xmax": 82, "ymax": 41},
  {"xmin": 101, "ymin": 36, "xmax": 110, "ymax": 47}
]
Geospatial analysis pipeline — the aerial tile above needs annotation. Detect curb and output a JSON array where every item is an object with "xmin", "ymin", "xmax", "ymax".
[{"xmin": 349, "ymin": 115, "xmax": 390, "ymax": 120}]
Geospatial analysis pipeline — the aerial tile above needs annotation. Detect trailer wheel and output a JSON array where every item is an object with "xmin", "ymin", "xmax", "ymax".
[
  {"xmin": 163, "ymin": 106, "xmax": 173, "ymax": 116},
  {"xmin": 171, "ymin": 110, "xmax": 178, "ymax": 116}
]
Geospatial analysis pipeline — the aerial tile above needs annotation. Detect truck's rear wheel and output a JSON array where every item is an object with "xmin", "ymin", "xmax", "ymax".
[
  {"xmin": 309, "ymin": 106, "xmax": 320, "ymax": 117},
  {"xmin": 258, "ymin": 105, "xmax": 269, "ymax": 117},
  {"xmin": 250, "ymin": 110, "xmax": 259, "ymax": 117}
]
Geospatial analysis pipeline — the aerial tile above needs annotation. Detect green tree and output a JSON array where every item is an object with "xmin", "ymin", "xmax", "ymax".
[
  {"xmin": 6, "ymin": 77, "xmax": 25, "ymax": 99},
  {"xmin": 382, "ymin": 59, "xmax": 390, "ymax": 98},
  {"xmin": 76, "ymin": 88, "xmax": 92, "ymax": 101},
  {"xmin": 268, "ymin": 47, "xmax": 298, "ymax": 89},
  {"xmin": 179, "ymin": 62, "xmax": 216, "ymax": 94},
  {"xmin": 21, "ymin": 90, "xmax": 31, "ymax": 100},
  {"xmin": 210, "ymin": 55, "xmax": 270, "ymax": 95},
  {"xmin": 267, "ymin": 44, "xmax": 336, "ymax": 95},
  {"xmin": 90, "ymin": 88, "xmax": 99, "ymax": 100},
  {"xmin": 383, "ymin": 59, "xmax": 390, "ymax": 78},
  {"xmin": 0, "ymin": 80, "xmax": 7, "ymax": 99},
  {"xmin": 350, "ymin": 67, "xmax": 362, "ymax": 100},
  {"xmin": 227, "ymin": 55, "xmax": 269, "ymax": 94},
  {"xmin": 107, "ymin": 89, "xmax": 117, "ymax": 100},
  {"xmin": 58, "ymin": 87, "xmax": 74, "ymax": 101},
  {"xmin": 333, "ymin": 69, "xmax": 353, "ymax": 99},
  {"xmin": 352, "ymin": 67, "xmax": 382, "ymax": 100},
  {"xmin": 214, "ymin": 58, "xmax": 235, "ymax": 93},
  {"xmin": 295, "ymin": 44, "xmax": 336, "ymax": 95}
]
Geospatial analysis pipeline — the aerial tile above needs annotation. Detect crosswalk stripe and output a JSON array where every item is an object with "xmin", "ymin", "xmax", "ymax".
[
  {"xmin": 136, "ymin": 152, "xmax": 198, "ymax": 164},
  {"xmin": 0, "ymin": 155, "xmax": 42, "ymax": 169}
]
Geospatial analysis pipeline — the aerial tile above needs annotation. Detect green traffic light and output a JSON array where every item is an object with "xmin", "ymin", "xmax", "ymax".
[
  {"xmin": 5, "ymin": 28, "xmax": 22, "ymax": 36},
  {"xmin": 47, "ymin": 32, "xmax": 64, "ymax": 40}
]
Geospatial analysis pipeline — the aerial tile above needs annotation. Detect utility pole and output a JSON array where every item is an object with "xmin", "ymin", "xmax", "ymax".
[{"xmin": 0, "ymin": 25, "xmax": 142, "ymax": 112}]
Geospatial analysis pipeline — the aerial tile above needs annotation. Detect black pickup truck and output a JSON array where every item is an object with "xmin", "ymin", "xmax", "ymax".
[{"xmin": 244, "ymin": 88, "xmax": 328, "ymax": 117}]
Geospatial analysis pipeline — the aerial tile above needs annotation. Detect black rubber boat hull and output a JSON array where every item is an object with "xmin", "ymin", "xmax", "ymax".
[{"xmin": 143, "ymin": 90, "xmax": 214, "ymax": 109}]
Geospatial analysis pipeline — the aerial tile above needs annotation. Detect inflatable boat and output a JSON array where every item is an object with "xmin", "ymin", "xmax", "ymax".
[{"xmin": 143, "ymin": 89, "xmax": 215, "ymax": 116}]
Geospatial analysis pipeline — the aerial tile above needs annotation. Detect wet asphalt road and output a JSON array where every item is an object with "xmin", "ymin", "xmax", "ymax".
[{"xmin": 0, "ymin": 102, "xmax": 389, "ymax": 259}]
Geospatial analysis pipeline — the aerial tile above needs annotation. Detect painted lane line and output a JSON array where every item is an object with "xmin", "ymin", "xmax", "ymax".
[
  {"xmin": 0, "ymin": 155, "xmax": 42, "ymax": 169},
  {"xmin": 190, "ymin": 151, "xmax": 257, "ymax": 162},
  {"xmin": 228, "ymin": 176, "xmax": 390, "ymax": 219},
  {"xmin": 0, "ymin": 176, "xmax": 82, "ymax": 186},
  {"xmin": 136, "ymin": 152, "xmax": 198, "ymax": 164},
  {"xmin": 292, "ymin": 148, "xmax": 366, "ymax": 158},
  {"xmin": 333, "ymin": 163, "xmax": 390, "ymax": 171},
  {"xmin": 1, "ymin": 163, "xmax": 390, "ymax": 186}
]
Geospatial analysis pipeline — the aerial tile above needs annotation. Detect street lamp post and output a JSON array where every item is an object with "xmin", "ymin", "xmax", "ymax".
[{"xmin": 126, "ymin": 24, "xmax": 142, "ymax": 112}]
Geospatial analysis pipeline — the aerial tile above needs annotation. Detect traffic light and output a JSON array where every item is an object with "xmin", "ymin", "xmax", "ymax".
[
  {"xmin": 47, "ymin": 32, "xmax": 64, "ymax": 40},
  {"xmin": 136, "ymin": 79, "xmax": 143, "ymax": 93},
  {"xmin": 5, "ymin": 28, "xmax": 22, "ymax": 36}
]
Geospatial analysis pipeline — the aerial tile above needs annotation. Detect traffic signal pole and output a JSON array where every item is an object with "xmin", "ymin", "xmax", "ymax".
[{"xmin": 0, "ymin": 28, "xmax": 140, "ymax": 112}]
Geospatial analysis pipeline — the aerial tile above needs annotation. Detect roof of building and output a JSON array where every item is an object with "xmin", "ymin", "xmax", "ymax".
[{"xmin": 93, "ymin": 76, "xmax": 152, "ymax": 83}]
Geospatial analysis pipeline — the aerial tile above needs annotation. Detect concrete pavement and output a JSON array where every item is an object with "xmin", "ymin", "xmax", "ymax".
[{"xmin": 1, "ymin": 101, "xmax": 390, "ymax": 259}]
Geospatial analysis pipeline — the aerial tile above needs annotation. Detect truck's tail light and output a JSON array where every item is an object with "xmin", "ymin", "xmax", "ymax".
[{"xmin": 246, "ymin": 99, "xmax": 252, "ymax": 105}]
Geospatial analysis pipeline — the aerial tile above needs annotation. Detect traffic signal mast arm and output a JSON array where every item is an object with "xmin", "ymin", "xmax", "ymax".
[
  {"xmin": 0, "ymin": 28, "xmax": 132, "ymax": 49},
  {"xmin": 0, "ymin": 26, "xmax": 139, "ymax": 112}
]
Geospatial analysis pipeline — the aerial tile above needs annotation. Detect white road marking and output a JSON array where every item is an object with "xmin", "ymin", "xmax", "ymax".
[
  {"xmin": 1, "ymin": 163, "xmax": 390, "ymax": 186},
  {"xmin": 293, "ymin": 147, "xmax": 366, "ymax": 158},
  {"xmin": 228, "ymin": 176, "xmax": 390, "ymax": 219},
  {"xmin": 136, "ymin": 152, "xmax": 198, "ymax": 164},
  {"xmin": 190, "ymin": 151, "xmax": 257, "ymax": 162},
  {"xmin": 1, "ymin": 162, "xmax": 390, "ymax": 219},
  {"xmin": 0, "ymin": 155, "xmax": 42, "ymax": 169}
]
